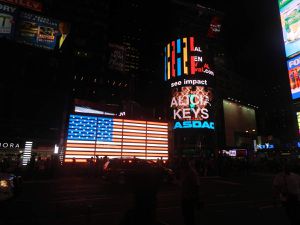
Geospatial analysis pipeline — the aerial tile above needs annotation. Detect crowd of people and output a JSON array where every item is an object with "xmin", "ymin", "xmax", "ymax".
[{"xmin": 1, "ymin": 153, "xmax": 300, "ymax": 225}]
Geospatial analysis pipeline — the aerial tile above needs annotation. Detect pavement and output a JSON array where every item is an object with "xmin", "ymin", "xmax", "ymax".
[{"xmin": 0, "ymin": 173, "xmax": 292, "ymax": 225}]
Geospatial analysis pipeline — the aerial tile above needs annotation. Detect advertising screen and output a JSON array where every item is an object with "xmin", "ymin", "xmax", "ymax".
[
  {"xmin": 64, "ymin": 114, "xmax": 169, "ymax": 162},
  {"xmin": 170, "ymin": 85, "xmax": 214, "ymax": 130},
  {"xmin": 0, "ymin": 2, "xmax": 18, "ymax": 39},
  {"xmin": 297, "ymin": 111, "xmax": 300, "ymax": 134},
  {"xmin": 287, "ymin": 55, "xmax": 300, "ymax": 99},
  {"xmin": 223, "ymin": 100, "xmax": 256, "ymax": 147},
  {"xmin": 207, "ymin": 16, "xmax": 222, "ymax": 39},
  {"xmin": 278, "ymin": 0, "xmax": 300, "ymax": 58},
  {"xmin": 164, "ymin": 36, "xmax": 215, "ymax": 130},
  {"xmin": 164, "ymin": 36, "xmax": 214, "ymax": 82},
  {"xmin": 0, "ymin": 0, "xmax": 43, "ymax": 12},
  {"xmin": 15, "ymin": 11, "xmax": 59, "ymax": 49}
]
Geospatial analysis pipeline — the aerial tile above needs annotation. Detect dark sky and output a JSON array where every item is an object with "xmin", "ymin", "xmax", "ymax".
[{"xmin": 212, "ymin": 0, "xmax": 287, "ymax": 83}]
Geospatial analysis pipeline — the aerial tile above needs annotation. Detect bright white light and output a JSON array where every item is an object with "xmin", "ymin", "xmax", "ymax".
[{"xmin": 54, "ymin": 144, "xmax": 59, "ymax": 154}]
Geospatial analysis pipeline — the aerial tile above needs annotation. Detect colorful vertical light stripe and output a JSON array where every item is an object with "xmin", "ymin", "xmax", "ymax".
[
  {"xmin": 183, "ymin": 37, "xmax": 188, "ymax": 75},
  {"xmin": 164, "ymin": 47, "xmax": 167, "ymax": 81},
  {"xmin": 176, "ymin": 39, "xmax": 181, "ymax": 53},
  {"xmin": 172, "ymin": 41, "xmax": 175, "ymax": 77},
  {"xmin": 167, "ymin": 43, "xmax": 170, "ymax": 80}
]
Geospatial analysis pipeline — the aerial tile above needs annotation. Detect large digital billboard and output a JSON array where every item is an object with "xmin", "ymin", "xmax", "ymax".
[
  {"xmin": 170, "ymin": 85, "xmax": 214, "ymax": 130},
  {"xmin": 278, "ymin": 0, "xmax": 300, "ymax": 58},
  {"xmin": 287, "ymin": 55, "xmax": 300, "ymax": 99},
  {"xmin": 15, "ymin": 11, "xmax": 59, "ymax": 49},
  {"xmin": 164, "ymin": 36, "xmax": 215, "ymax": 130},
  {"xmin": 297, "ymin": 111, "xmax": 300, "ymax": 134},
  {"xmin": 65, "ymin": 114, "xmax": 169, "ymax": 162},
  {"xmin": 0, "ymin": 2, "xmax": 18, "ymax": 39},
  {"xmin": 223, "ymin": 100, "xmax": 257, "ymax": 147},
  {"xmin": 0, "ymin": 0, "xmax": 43, "ymax": 12}
]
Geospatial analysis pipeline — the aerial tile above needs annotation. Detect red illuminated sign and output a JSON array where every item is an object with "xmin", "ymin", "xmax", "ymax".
[{"xmin": 1, "ymin": 0, "xmax": 42, "ymax": 12}]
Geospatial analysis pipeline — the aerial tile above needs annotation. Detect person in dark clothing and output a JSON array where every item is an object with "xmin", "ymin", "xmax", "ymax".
[
  {"xmin": 119, "ymin": 171, "xmax": 165, "ymax": 225},
  {"xmin": 54, "ymin": 21, "xmax": 73, "ymax": 55},
  {"xmin": 273, "ymin": 163, "xmax": 300, "ymax": 225},
  {"xmin": 180, "ymin": 158, "xmax": 201, "ymax": 225}
]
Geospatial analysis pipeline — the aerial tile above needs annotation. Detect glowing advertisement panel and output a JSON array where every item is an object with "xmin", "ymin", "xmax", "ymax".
[
  {"xmin": 0, "ymin": 2, "xmax": 18, "ymax": 39},
  {"xmin": 297, "ymin": 112, "xmax": 300, "ymax": 134},
  {"xmin": 0, "ymin": 0, "xmax": 43, "ymax": 12},
  {"xmin": 15, "ymin": 11, "xmax": 59, "ymax": 49},
  {"xmin": 278, "ymin": 0, "xmax": 300, "ymax": 58},
  {"xmin": 171, "ymin": 86, "xmax": 214, "ymax": 130},
  {"xmin": 287, "ymin": 55, "xmax": 300, "ymax": 99},
  {"xmin": 223, "ymin": 100, "xmax": 256, "ymax": 146},
  {"xmin": 65, "ymin": 114, "xmax": 169, "ymax": 162},
  {"xmin": 164, "ymin": 36, "xmax": 215, "ymax": 130}
]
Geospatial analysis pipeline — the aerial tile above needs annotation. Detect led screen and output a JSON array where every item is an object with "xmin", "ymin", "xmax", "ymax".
[
  {"xmin": 165, "ymin": 36, "xmax": 215, "ymax": 130},
  {"xmin": 170, "ymin": 85, "xmax": 214, "ymax": 130},
  {"xmin": 1, "ymin": 0, "xmax": 43, "ymax": 12},
  {"xmin": 207, "ymin": 16, "xmax": 222, "ymax": 38},
  {"xmin": 164, "ymin": 36, "xmax": 214, "ymax": 81},
  {"xmin": 65, "ymin": 114, "xmax": 168, "ymax": 162},
  {"xmin": 223, "ymin": 100, "xmax": 256, "ymax": 147},
  {"xmin": 15, "ymin": 11, "xmax": 59, "ymax": 49},
  {"xmin": 297, "ymin": 111, "xmax": 300, "ymax": 134},
  {"xmin": 0, "ymin": 2, "xmax": 18, "ymax": 39},
  {"xmin": 278, "ymin": 0, "xmax": 300, "ymax": 58},
  {"xmin": 287, "ymin": 55, "xmax": 300, "ymax": 99}
]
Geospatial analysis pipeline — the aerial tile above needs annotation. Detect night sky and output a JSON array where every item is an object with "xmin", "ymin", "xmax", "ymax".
[{"xmin": 205, "ymin": 0, "xmax": 287, "ymax": 82}]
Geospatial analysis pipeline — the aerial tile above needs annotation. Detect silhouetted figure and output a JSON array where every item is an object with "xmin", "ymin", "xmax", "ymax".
[
  {"xmin": 119, "ymin": 170, "xmax": 164, "ymax": 225},
  {"xmin": 87, "ymin": 157, "xmax": 94, "ymax": 177},
  {"xmin": 273, "ymin": 163, "xmax": 300, "ymax": 225},
  {"xmin": 28, "ymin": 155, "xmax": 36, "ymax": 176},
  {"xmin": 180, "ymin": 159, "xmax": 201, "ymax": 225}
]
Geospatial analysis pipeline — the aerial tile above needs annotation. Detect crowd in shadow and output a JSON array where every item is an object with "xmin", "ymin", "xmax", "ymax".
[{"xmin": 1, "ymin": 154, "xmax": 300, "ymax": 225}]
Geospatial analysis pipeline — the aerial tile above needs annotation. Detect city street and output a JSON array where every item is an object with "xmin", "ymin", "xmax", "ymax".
[{"xmin": 0, "ymin": 173, "xmax": 290, "ymax": 225}]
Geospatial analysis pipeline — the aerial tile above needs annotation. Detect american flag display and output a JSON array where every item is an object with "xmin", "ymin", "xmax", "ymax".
[{"xmin": 65, "ymin": 114, "xmax": 169, "ymax": 162}]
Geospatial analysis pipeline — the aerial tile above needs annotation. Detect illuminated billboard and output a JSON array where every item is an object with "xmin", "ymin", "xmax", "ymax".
[
  {"xmin": 223, "ymin": 100, "xmax": 257, "ymax": 147},
  {"xmin": 207, "ymin": 16, "xmax": 222, "ymax": 39},
  {"xmin": 287, "ymin": 55, "xmax": 300, "ymax": 99},
  {"xmin": 164, "ymin": 36, "xmax": 214, "ymax": 81},
  {"xmin": 278, "ymin": 0, "xmax": 300, "ymax": 58},
  {"xmin": 65, "ymin": 114, "xmax": 169, "ymax": 162},
  {"xmin": 171, "ymin": 85, "xmax": 214, "ymax": 130},
  {"xmin": 164, "ymin": 36, "xmax": 215, "ymax": 130},
  {"xmin": 297, "ymin": 111, "xmax": 300, "ymax": 134},
  {"xmin": 15, "ymin": 11, "xmax": 59, "ymax": 49},
  {"xmin": 0, "ymin": 0, "xmax": 43, "ymax": 12},
  {"xmin": 0, "ymin": 2, "xmax": 18, "ymax": 39}
]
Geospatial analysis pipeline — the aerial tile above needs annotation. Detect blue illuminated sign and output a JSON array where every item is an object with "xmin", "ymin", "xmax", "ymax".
[
  {"xmin": 173, "ymin": 120, "xmax": 215, "ymax": 129},
  {"xmin": 257, "ymin": 143, "xmax": 275, "ymax": 149}
]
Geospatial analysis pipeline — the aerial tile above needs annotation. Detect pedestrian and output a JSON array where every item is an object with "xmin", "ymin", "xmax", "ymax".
[
  {"xmin": 272, "ymin": 163, "xmax": 300, "ymax": 225},
  {"xmin": 119, "ymin": 168, "xmax": 164, "ymax": 225},
  {"xmin": 179, "ymin": 158, "xmax": 202, "ymax": 225}
]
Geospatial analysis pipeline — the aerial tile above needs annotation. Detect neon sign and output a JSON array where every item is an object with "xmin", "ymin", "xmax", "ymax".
[
  {"xmin": 257, "ymin": 143, "xmax": 275, "ymax": 149},
  {"xmin": 174, "ymin": 120, "xmax": 214, "ymax": 129}
]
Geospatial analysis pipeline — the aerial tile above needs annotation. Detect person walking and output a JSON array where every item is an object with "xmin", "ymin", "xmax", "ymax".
[
  {"xmin": 272, "ymin": 163, "xmax": 300, "ymax": 225},
  {"xmin": 179, "ymin": 158, "xmax": 201, "ymax": 225}
]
